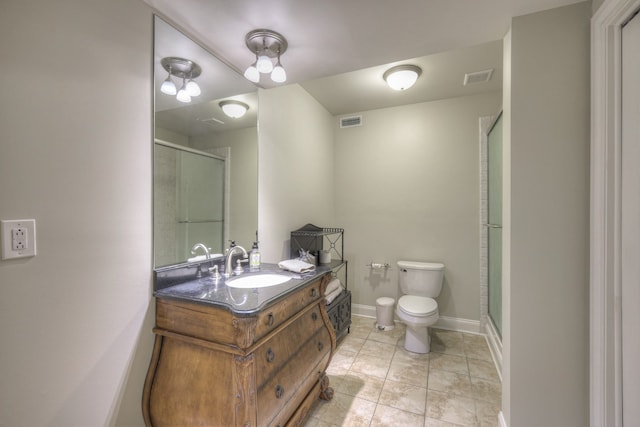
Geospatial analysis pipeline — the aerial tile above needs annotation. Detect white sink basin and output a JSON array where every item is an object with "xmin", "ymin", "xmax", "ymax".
[{"xmin": 226, "ymin": 273, "xmax": 292, "ymax": 288}]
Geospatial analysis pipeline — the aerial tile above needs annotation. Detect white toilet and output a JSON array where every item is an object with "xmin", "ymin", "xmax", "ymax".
[{"xmin": 396, "ymin": 260, "xmax": 445, "ymax": 353}]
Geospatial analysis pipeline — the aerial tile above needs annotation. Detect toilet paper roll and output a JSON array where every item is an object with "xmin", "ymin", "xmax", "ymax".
[{"xmin": 319, "ymin": 250, "xmax": 331, "ymax": 264}]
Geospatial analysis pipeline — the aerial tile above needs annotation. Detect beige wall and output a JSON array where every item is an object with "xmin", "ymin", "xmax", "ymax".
[
  {"xmin": 258, "ymin": 84, "xmax": 336, "ymax": 262},
  {"xmin": 0, "ymin": 0, "xmax": 154, "ymax": 426},
  {"xmin": 0, "ymin": 1, "xmax": 593, "ymax": 426},
  {"xmin": 503, "ymin": 2, "xmax": 591, "ymax": 426},
  {"xmin": 334, "ymin": 93, "xmax": 501, "ymax": 320}
]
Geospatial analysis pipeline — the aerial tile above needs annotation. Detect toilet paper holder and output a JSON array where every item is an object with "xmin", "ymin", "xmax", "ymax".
[{"xmin": 367, "ymin": 262, "xmax": 391, "ymax": 270}]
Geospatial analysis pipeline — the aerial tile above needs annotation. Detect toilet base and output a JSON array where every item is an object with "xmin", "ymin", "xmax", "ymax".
[{"xmin": 404, "ymin": 326, "xmax": 431, "ymax": 354}]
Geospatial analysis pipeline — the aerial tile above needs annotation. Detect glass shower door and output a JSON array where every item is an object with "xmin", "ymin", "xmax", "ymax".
[
  {"xmin": 487, "ymin": 113, "xmax": 503, "ymax": 337},
  {"xmin": 177, "ymin": 150, "xmax": 225, "ymax": 261},
  {"xmin": 154, "ymin": 141, "xmax": 226, "ymax": 267}
]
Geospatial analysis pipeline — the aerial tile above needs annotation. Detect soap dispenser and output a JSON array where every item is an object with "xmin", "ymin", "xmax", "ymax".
[{"xmin": 249, "ymin": 232, "xmax": 261, "ymax": 272}]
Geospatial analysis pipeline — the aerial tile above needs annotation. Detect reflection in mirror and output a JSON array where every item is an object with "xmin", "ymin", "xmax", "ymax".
[
  {"xmin": 154, "ymin": 142, "xmax": 226, "ymax": 267},
  {"xmin": 153, "ymin": 16, "xmax": 258, "ymax": 268}
]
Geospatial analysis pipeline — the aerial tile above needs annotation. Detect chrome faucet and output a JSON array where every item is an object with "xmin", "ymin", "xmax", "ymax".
[
  {"xmin": 224, "ymin": 245, "xmax": 248, "ymax": 278},
  {"xmin": 191, "ymin": 243, "xmax": 211, "ymax": 260}
]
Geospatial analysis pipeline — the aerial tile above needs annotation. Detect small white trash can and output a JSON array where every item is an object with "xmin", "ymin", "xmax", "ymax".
[{"xmin": 375, "ymin": 297, "xmax": 395, "ymax": 331}]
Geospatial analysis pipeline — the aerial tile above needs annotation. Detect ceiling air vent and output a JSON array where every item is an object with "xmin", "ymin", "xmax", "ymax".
[
  {"xmin": 199, "ymin": 117, "xmax": 225, "ymax": 126},
  {"xmin": 463, "ymin": 69, "xmax": 494, "ymax": 86},
  {"xmin": 340, "ymin": 115, "xmax": 362, "ymax": 128}
]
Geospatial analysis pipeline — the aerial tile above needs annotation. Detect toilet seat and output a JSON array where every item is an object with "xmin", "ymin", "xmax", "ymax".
[{"xmin": 398, "ymin": 295, "xmax": 438, "ymax": 317}]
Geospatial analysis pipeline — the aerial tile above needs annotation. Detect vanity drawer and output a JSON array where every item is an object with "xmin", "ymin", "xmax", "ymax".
[
  {"xmin": 257, "ymin": 325, "xmax": 332, "ymax": 426},
  {"xmin": 254, "ymin": 303, "xmax": 325, "ymax": 388},
  {"xmin": 253, "ymin": 275, "xmax": 328, "ymax": 343}
]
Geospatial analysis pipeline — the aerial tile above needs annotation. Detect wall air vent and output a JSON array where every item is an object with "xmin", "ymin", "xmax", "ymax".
[
  {"xmin": 463, "ymin": 69, "xmax": 494, "ymax": 86},
  {"xmin": 340, "ymin": 115, "xmax": 363, "ymax": 128}
]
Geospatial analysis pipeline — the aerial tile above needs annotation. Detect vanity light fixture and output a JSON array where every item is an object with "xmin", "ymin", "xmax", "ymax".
[
  {"xmin": 160, "ymin": 57, "xmax": 202, "ymax": 102},
  {"xmin": 244, "ymin": 29, "xmax": 288, "ymax": 84},
  {"xmin": 383, "ymin": 64, "xmax": 422, "ymax": 91},
  {"xmin": 219, "ymin": 100, "xmax": 249, "ymax": 118}
]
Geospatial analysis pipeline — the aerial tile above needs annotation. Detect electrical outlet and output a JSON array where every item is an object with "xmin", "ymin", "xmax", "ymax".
[
  {"xmin": 1, "ymin": 219, "xmax": 36, "ymax": 260},
  {"xmin": 12, "ymin": 228, "xmax": 27, "ymax": 251}
]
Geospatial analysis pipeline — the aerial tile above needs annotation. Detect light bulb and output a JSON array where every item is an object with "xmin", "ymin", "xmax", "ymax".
[
  {"xmin": 160, "ymin": 75, "xmax": 176, "ymax": 95},
  {"xmin": 256, "ymin": 55, "xmax": 273, "ymax": 73},
  {"xmin": 271, "ymin": 63, "xmax": 287, "ymax": 83},
  {"xmin": 176, "ymin": 78, "xmax": 191, "ymax": 103},
  {"xmin": 244, "ymin": 64, "xmax": 260, "ymax": 83},
  {"xmin": 385, "ymin": 70, "xmax": 418, "ymax": 90},
  {"xmin": 186, "ymin": 79, "xmax": 201, "ymax": 96},
  {"xmin": 383, "ymin": 65, "xmax": 422, "ymax": 91},
  {"xmin": 220, "ymin": 101, "xmax": 248, "ymax": 118}
]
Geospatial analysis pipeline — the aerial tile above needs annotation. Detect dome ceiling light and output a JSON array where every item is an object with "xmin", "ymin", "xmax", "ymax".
[
  {"xmin": 160, "ymin": 57, "xmax": 202, "ymax": 103},
  {"xmin": 219, "ymin": 100, "xmax": 249, "ymax": 118},
  {"xmin": 383, "ymin": 64, "xmax": 422, "ymax": 91},
  {"xmin": 244, "ymin": 29, "xmax": 288, "ymax": 84}
]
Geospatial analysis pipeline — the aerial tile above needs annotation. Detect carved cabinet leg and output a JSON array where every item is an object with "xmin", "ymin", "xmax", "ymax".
[{"xmin": 318, "ymin": 373, "xmax": 334, "ymax": 401}]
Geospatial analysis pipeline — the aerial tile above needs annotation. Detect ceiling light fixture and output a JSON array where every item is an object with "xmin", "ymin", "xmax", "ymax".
[
  {"xmin": 383, "ymin": 65, "xmax": 422, "ymax": 91},
  {"xmin": 160, "ymin": 57, "xmax": 202, "ymax": 102},
  {"xmin": 219, "ymin": 100, "xmax": 249, "ymax": 118},
  {"xmin": 244, "ymin": 29, "xmax": 288, "ymax": 84},
  {"xmin": 160, "ymin": 64, "xmax": 177, "ymax": 95},
  {"xmin": 244, "ymin": 53, "xmax": 260, "ymax": 83}
]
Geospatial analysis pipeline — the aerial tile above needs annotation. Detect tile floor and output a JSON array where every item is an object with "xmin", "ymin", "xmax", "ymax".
[{"xmin": 304, "ymin": 315, "xmax": 502, "ymax": 427}]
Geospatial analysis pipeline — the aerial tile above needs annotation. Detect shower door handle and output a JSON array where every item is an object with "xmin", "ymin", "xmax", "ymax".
[{"xmin": 485, "ymin": 223, "xmax": 502, "ymax": 229}]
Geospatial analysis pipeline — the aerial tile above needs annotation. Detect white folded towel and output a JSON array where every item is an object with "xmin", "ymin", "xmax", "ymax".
[
  {"xmin": 325, "ymin": 278, "xmax": 342, "ymax": 296},
  {"xmin": 278, "ymin": 259, "xmax": 316, "ymax": 273},
  {"xmin": 325, "ymin": 286, "xmax": 343, "ymax": 305}
]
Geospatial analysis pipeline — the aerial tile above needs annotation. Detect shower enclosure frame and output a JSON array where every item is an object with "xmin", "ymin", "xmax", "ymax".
[{"xmin": 479, "ymin": 112, "xmax": 503, "ymax": 381}]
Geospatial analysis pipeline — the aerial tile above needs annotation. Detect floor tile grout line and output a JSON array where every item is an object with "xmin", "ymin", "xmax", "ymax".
[{"xmin": 324, "ymin": 318, "xmax": 500, "ymax": 427}]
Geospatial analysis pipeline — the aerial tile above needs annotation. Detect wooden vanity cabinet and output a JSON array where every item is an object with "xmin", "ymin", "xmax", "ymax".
[{"xmin": 143, "ymin": 273, "xmax": 336, "ymax": 427}]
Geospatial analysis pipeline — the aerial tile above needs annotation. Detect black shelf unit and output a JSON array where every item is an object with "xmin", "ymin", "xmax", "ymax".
[{"xmin": 291, "ymin": 224, "xmax": 351, "ymax": 340}]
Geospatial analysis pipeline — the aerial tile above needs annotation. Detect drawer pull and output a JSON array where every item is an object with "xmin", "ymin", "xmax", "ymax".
[
  {"xmin": 266, "ymin": 312, "xmax": 274, "ymax": 326},
  {"xmin": 266, "ymin": 348, "xmax": 275, "ymax": 362},
  {"xmin": 317, "ymin": 341, "xmax": 324, "ymax": 351},
  {"xmin": 311, "ymin": 312, "xmax": 318, "ymax": 321},
  {"xmin": 311, "ymin": 288, "xmax": 318, "ymax": 298},
  {"xmin": 275, "ymin": 384, "xmax": 285, "ymax": 399}
]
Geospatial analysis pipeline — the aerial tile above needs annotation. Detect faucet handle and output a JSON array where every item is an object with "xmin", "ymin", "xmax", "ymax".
[
  {"xmin": 234, "ymin": 259, "xmax": 247, "ymax": 275},
  {"xmin": 208, "ymin": 265, "xmax": 221, "ymax": 280}
]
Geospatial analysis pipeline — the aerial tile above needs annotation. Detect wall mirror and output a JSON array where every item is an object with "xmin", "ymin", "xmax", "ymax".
[{"xmin": 153, "ymin": 16, "xmax": 258, "ymax": 268}]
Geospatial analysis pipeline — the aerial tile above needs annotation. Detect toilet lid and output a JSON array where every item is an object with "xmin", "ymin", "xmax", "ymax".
[{"xmin": 398, "ymin": 295, "xmax": 438, "ymax": 316}]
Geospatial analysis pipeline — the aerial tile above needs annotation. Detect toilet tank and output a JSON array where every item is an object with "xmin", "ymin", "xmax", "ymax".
[{"xmin": 397, "ymin": 260, "xmax": 445, "ymax": 297}]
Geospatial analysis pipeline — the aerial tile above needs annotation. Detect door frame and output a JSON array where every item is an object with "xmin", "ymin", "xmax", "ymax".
[{"xmin": 591, "ymin": 0, "xmax": 640, "ymax": 425}]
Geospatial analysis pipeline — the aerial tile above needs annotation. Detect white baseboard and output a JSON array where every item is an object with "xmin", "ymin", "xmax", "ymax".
[
  {"xmin": 352, "ymin": 303, "xmax": 376, "ymax": 319},
  {"xmin": 498, "ymin": 411, "xmax": 507, "ymax": 427},
  {"xmin": 351, "ymin": 304, "xmax": 481, "ymax": 334},
  {"xmin": 485, "ymin": 319, "xmax": 503, "ymax": 382},
  {"xmin": 436, "ymin": 315, "xmax": 482, "ymax": 334}
]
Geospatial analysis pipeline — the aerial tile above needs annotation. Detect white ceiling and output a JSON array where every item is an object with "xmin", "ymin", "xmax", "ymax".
[{"xmin": 147, "ymin": 0, "xmax": 583, "ymax": 116}]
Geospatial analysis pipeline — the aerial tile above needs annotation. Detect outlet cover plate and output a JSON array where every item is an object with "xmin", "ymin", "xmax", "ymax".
[{"xmin": 1, "ymin": 219, "xmax": 36, "ymax": 260}]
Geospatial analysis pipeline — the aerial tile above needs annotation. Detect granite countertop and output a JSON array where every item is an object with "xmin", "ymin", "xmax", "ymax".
[{"xmin": 153, "ymin": 263, "xmax": 331, "ymax": 316}]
